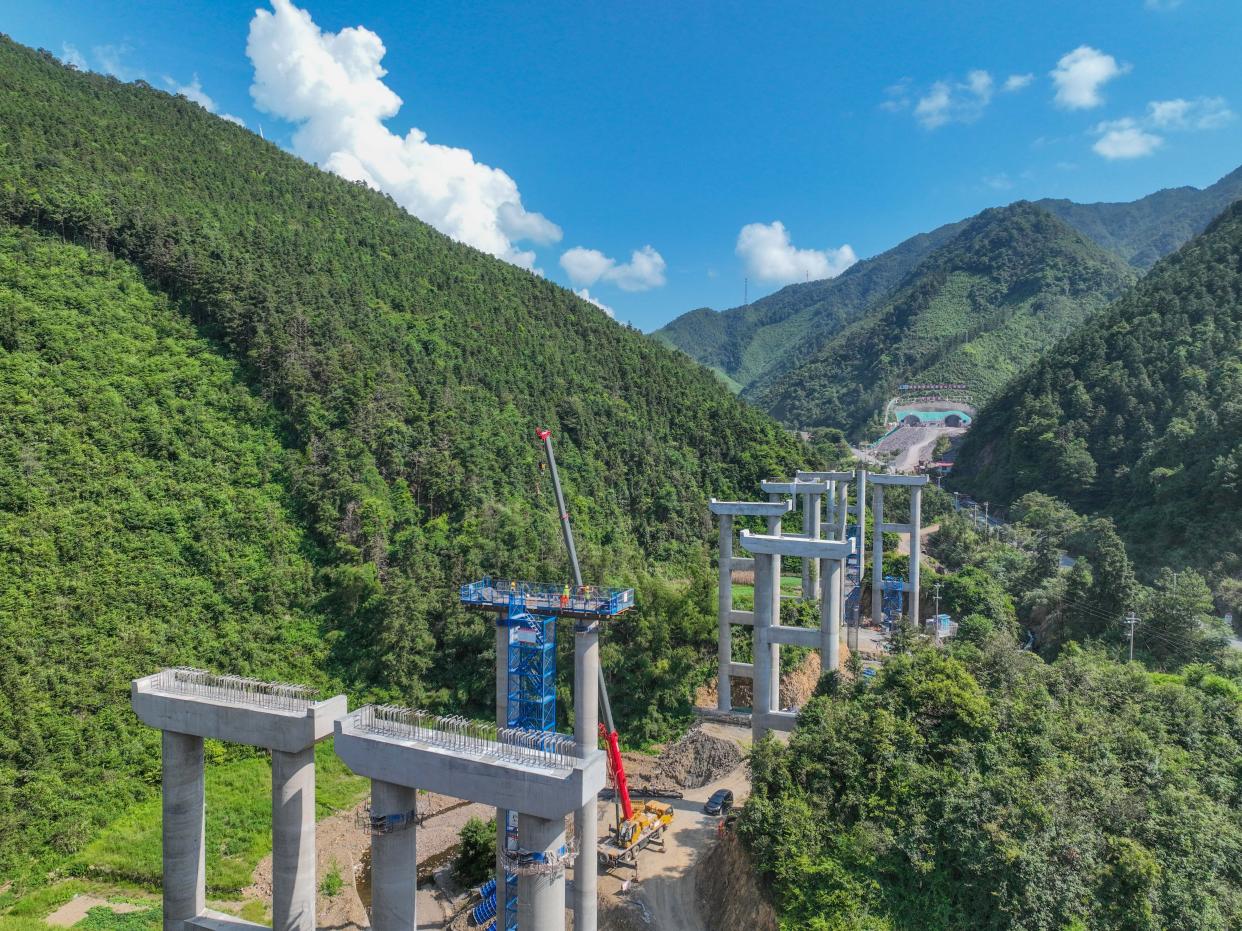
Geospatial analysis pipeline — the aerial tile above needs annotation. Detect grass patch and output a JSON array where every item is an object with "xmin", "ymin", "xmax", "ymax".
[
  {"xmin": 77, "ymin": 908, "xmax": 160, "ymax": 931},
  {"xmin": 69, "ymin": 742, "xmax": 366, "ymax": 895},
  {"xmin": 729, "ymin": 575, "xmax": 802, "ymax": 610},
  {"xmin": 1, "ymin": 882, "xmax": 88, "ymax": 918}
]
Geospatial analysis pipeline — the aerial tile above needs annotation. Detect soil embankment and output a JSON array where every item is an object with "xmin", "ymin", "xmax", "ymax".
[{"xmin": 697, "ymin": 833, "xmax": 779, "ymax": 931}]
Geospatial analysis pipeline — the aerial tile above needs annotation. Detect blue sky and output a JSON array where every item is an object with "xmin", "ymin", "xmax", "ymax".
[{"xmin": 5, "ymin": 0, "xmax": 1241, "ymax": 330}]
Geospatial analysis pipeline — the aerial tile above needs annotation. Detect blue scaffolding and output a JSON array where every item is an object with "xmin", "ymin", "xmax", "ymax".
[
  {"xmin": 845, "ymin": 525, "xmax": 861, "ymax": 618},
  {"xmin": 881, "ymin": 576, "xmax": 905, "ymax": 627},
  {"xmin": 460, "ymin": 579, "xmax": 633, "ymax": 930}
]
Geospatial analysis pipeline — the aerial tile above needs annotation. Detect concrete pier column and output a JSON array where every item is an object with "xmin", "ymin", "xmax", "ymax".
[
  {"xmin": 871, "ymin": 484, "xmax": 885, "ymax": 624},
  {"xmin": 822, "ymin": 556, "xmax": 843, "ymax": 672},
  {"xmin": 909, "ymin": 486, "xmax": 923, "ymax": 626},
  {"xmin": 272, "ymin": 746, "xmax": 316, "ymax": 931},
  {"xmin": 573, "ymin": 627, "xmax": 600, "ymax": 931},
  {"xmin": 826, "ymin": 480, "xmax": 836, "ymax": 530},
  {"xmin": 764, "ymin": 508, "xmax": 782, "ymax": 716},
  {"xmin": 855, "ymin": 469, "xmax": 867, "ymax": 552},
  {"xmin": 517, "ymin": 813, "xmax": 567, "ymax": 931},
  {"xmin": 495, "ymin": 618, "xmax": 509, "ymax": 905},
  {"xmin": 800, "ymin": 492, "xmax": 813, "ymax": 599},
  {"xmin": 369, "ymin": 780, "xmax": 417, "ymax": 931},
  {"xmin": 161, "ymin": 731, "xmax": 205, "ymax": 931},
  {"xmin": 752, "ymin": 551, "xmax": 777, "ymax": 743},
  {"xmin": 808, "ymin": 492, "xmax": 822, "ymax": 600},
  {"xmin": 717, "ymin": 514, "xmax": 733, "ymax": 712}
]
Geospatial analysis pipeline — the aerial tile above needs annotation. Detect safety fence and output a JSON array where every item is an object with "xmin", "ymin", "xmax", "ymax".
[
  {"xmin": 151, "ymin": 667, "xmax": 318, "ymax": 712},
  {"xmin": 355, "ymin": 704, "xmax": 578, "ymax": 771}
]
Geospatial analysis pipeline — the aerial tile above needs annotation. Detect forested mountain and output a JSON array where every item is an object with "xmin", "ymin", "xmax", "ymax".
[
  {"xmin": 747, "ymin": 204, "xmax": 1137, "ymax": 435},
  {"xmin": 0, "ymin": 38, "xmax": 811, "ymax": 873},
  {"xmin": 1036, "ymin": 164, "xmax": 1242, "ymax": 269},
  {"xmin": 952, "ymin": 199, "xmax": 1242, "ymax": 585},
  {"xmin": 652, "ymin": 219, "xmax": 966, "ymax": 391},
  {"xmin": 655, "ymin": 165, "xmax": 1241, "ymax": 424}
]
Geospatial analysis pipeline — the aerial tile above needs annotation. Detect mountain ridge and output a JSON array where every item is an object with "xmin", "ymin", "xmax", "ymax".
[{"xmin": 745, "ymin": 202, "xmax": 1138, "ymax": 434}]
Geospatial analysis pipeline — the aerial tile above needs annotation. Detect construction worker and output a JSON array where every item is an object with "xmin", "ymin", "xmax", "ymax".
[{"xmin": 561, "ymin": 583, "xmax": 570, "ymax": 608}]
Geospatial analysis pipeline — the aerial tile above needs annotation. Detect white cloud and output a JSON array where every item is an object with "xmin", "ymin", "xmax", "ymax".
[
  {"xmin": 166, "ymin": 75, "xmax": 245, "ymax": 126},
  {"xmin": 1090, "ymin": 96, "xmax": 1232, "ymax": 160},
  {"xmin": 246, "ymin": 0, "xmax": 560, "ymax": 269},
  {"xmin": 1147, "ymin": 96, "xmax": 1233, "ymax": 130},
  {"xmin": 984, "ymin": 173, "xmax": 1014, "ymax": 190},
  {"xmin": 1051, "ymin": 46, "xmax": 1129, "ymax": 110},
  {"xmin": 574, "ymin": 288, "xmax": 614, "ymax": 318},
  {"xmin": 1004, "ymin": 73, "xmax": 1034, "ymax": 92},
  {"xmin": 735, "ymin": 221, "xmax": 856, "ymax": 286},
  {"xmin": 93, "ymin": 43, "xmax": 141, "ymax": 81},
  {"xmin": 560, "ymin": 245, "xmax": 666, "ymax": 292},
  {"xmin": 914, "ymin": 69, "xmax": 994, "ymax": 129},
  {"xmin": 61, "ymin": 43, "xmax": 87, "ymax": 69},
  {"xmin": 1093, "ymin": 119, "xmax": 1163, "ymax": 159}
]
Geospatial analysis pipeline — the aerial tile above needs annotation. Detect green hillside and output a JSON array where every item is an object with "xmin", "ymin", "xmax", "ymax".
[
  {"xmin": 1037, "ymin": 164, "xmax": 1242, "ymax": 268},
  {"xmin": 747, "ymin": 204, "xmax": 1137, "ymax": 435},
  {"xmin": 0, "ymin": 223, "xmax": 330, "ymax": 871},
  {"xmin": 0, "ymin": 38, "xmax": 812, "ymax": 875},
  {"xmin": 652, "ymin": 219, "xmax": 966, "ymax": 390},
  {"xmin": 952, "ymin": 199, "xmax": 1242, "ymax": 584}
]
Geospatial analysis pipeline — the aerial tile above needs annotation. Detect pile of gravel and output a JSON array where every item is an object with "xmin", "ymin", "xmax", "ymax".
[{"xmin": 655, "ymin": 727, "xmax": 742, "ymax": 789}]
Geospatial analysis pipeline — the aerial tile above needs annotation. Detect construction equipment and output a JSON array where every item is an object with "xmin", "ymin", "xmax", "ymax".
[
  {"xmin": 536, "ymin": 428, "xmax": 675, "ymax": 872},
  {"xmin": 597, "ymin": 800, "xmax": 673, "ymax": 870}
]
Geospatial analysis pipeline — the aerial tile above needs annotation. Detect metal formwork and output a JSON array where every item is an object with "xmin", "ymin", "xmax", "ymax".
[
  {"xmin": 881, "ymin": 576, "xmax": 905, "ymax": 627},
  {"xmin": 506, "ymin": 612, "xmax": 557, "ymax": 733}
]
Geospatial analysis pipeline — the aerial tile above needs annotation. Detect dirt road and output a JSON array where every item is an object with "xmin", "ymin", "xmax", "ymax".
[{"xmin": 590, "ymin": 722, "xmax": 752, "ymax": 931}]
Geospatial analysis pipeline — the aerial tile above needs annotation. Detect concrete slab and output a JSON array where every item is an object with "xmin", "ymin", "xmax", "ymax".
[
  {"xmin": 796, "ymin": 470, "xmax": 855, "ymax": 482},
  {"xmin": 759, "ymin": 480, "xmax": 829, "ymax": 495},
  {"xmin": 738, "ymin": 531, "xmax": 855, "ymax": 559},
  {"xmin": 866, "ymin": 473, "xmax": 929, "ymax": 486},
  {"xmin": 131, "ymin": 675, "xmax": 346, "ymax": 753},
  {"xmin": 334, "ymin": 712, "xmax": 606, "ymax": 821},
  {"xmin": 708, "ymin": 499, "xmax": 793, "ymax": 517}
]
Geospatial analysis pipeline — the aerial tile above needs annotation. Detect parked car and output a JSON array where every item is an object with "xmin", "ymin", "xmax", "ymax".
[{"xmin": 704, "ymin": 788, "xmax": 734, "ymax": 816}]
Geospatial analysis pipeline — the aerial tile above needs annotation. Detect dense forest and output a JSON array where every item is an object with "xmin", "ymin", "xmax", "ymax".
[
  {"xmin": 741, "ymin": 492, "xmax": 1242, "ymax": 930},
  {"xmin": 953, "ymin": 199, "xmax": 1242, "ymax": 590},
  {"xmin": 749, "ymin": 204, "xmax": 1136, "ymax": 434},
  {"xmin": 0, "ymin": 37, "xmax": 816, "ymax": 875}
]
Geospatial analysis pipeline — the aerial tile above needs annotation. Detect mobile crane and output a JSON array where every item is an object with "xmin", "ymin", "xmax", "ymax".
[{"xmin": 536, "ymin": 429, "xmax": 674, "ymax": 872}]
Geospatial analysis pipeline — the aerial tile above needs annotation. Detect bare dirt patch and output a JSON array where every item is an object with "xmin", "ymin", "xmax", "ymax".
[{"xmin": 46, "ymin": 896, "xmax": 145, "ymax": 927}]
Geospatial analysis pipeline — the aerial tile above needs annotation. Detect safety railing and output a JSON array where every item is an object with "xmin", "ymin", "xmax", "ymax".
[
  {"xmin": 151, "ymin": 667, "xmax": 318, "ymax": 712},
  {"xmin": 459, "ymin": 578, "xmax": 635, "ymax": 617},
  {"xmin": 355, "ymin": 705, "xmax": 577, "ymax": 772}
]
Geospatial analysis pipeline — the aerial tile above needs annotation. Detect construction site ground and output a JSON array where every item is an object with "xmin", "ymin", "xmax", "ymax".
[{"xmin": 590, "ymin": 720, "xmax": 753, "ymax": 931}]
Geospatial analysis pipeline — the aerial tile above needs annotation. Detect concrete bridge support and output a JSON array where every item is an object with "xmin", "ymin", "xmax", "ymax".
[
  {"xmin": 573, "ymin": 625, "xmax": 600, "ymax": 931},
  {"xmin": 369, "ymin": 780, "xmax": 418, "ymax": 931},
  {"xmin": 868, "ymin": 473, "xmax": 929, "ymax": 625},
  {"xmin": 740, "ymin": 531, "xmax": 855, "ymax": 740},
  {"xmin": 517, "ymin": 814, "xmax": 569, "ymax": 931},
  {"xmin": 708, "ymin": 499, "xmax": 793, "ymax": 714},
  {"xmin": 162, "ymin": 731, "xmax": 206, "ymax": 931},
  {"xmin": 132, "ymin": 670, "xmax": 346, "ymax": 931},
  {"xmin": 271, "ymin": 748, "xmax": 316, "ymax": 931}
]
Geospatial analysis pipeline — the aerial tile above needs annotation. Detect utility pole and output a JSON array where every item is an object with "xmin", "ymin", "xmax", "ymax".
[
  {"xmin": 952, "ymin": 491, "xmax": 960, "ymax": 512},
  {"xmin": 983, "ymin": 501, "xmax": 990, "ymax": 536},
  {"xmin": 744, "ymin": 277, "xmax": 748, "ymax": 306},
  {"xmin": 934, "ymin": 581, "xmax": 942, "ymax": 621},
  {"xmin": 1124, "ymin": 611, "xmax": 1139, "ymax": 661}
]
